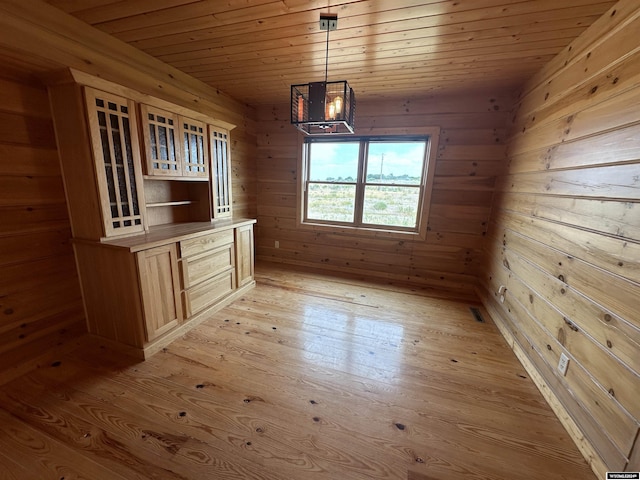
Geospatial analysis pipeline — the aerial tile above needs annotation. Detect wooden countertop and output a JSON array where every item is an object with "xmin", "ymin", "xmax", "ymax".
[{"xmin": 74, "ymin": 218, "xmax": 256, "ymax": 252}]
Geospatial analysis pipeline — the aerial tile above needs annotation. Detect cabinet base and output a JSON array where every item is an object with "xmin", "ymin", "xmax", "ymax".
[{"xmin": 87, "ymin": 280, "xmax": 256, "ymax": 360}]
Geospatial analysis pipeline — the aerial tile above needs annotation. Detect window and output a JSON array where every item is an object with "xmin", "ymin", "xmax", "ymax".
[{"xmin": 299, "ymin": 129, "xmax": 439, "ymax": 238}]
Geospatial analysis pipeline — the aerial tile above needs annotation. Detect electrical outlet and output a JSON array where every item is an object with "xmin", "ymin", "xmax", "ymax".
[
  {"xmin": 558, "ymin": 353, "xmax": 570, "ymax": 376},
  {"xmin": 274, "ymin": 240, "xmax": 279, "ymax": 249}
]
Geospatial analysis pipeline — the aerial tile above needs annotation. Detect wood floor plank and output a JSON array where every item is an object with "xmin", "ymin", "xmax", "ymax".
[
  {"xmin": 0, "ymin": 408, "xmax": 132, "ymax": 480},
  {"xmin": 0, "ymin": 262, "xmax": 596, "ymax": 480},
  {"xmin": 0, "ymin": 374, "xmax": 276, "ymax": 480}
]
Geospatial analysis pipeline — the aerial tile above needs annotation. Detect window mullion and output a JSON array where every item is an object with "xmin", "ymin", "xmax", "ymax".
[{"xmin": 353, "ymin": 140, "xmax": 367, "ymax": 226}]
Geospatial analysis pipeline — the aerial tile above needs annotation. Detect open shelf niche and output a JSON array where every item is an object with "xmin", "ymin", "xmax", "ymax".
[{"xmin": 143, "ymin": 178, "xmax": 212, "ymax": 227}]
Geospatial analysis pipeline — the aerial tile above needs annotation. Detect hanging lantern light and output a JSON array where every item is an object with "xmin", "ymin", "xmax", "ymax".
[{"xmin": 291, "ymin": 13, "xmax": 356, "ymax": 135}]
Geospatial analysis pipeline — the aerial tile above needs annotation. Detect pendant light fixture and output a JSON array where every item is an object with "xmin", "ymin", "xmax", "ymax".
[{"xmin": 291, "ymin": 13, "xmax": 355, "ymax": 135}]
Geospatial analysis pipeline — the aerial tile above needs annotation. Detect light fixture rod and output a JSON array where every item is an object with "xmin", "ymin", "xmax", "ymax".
[
  {"xmin": 324, "ymin": 26, "xmax": 329, "ymax": 83},
  {"xmin": 319, "ymin": 13, "xmax": 337, "ymax": 84}
]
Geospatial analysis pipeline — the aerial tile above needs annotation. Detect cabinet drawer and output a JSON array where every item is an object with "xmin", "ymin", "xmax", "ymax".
[
  {"xmin": 181, "ymin": 244, "xmax": 234, "ymax": 288},
  {"xmin": 180, "ymin": 230, "xmax": 234, "ymax": 258},
  {"xmin": 183, "ymin": 270, "xmax": 235, "ymax": 318}
]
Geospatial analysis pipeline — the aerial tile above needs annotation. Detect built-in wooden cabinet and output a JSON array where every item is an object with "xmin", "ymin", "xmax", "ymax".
[{"xmin": 46, "ymin": 69, "xmax": 255, "ymax": 358}]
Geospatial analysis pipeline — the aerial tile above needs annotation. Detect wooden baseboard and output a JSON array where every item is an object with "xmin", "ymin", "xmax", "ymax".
[
  {"xmin": 477, "ymin": 285, "xmax": 608, "ymax": 479},
  {"xmin": 256, "ymin": 257, "xmax": 479, "ymax": 302},
  {"xmin": 82, "ymin": 333, "xmax": 147, "ymax": 360}
]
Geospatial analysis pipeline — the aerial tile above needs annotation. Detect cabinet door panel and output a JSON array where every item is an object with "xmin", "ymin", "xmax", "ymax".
[
  {"xmin": 85, "ymin": 87, "xmax": 145, "ymax": 237},
  {"xmin": 140, "ymin": 104, "xmax": 182, "ymax": 177},
  {"xmin": 235, "ymin": 224, "xmax": 254, "ymax": 288},
  {"xmin": 181, "ymin": 117, "xmax": 208, "ymax": 178},
  {"xmin": 209, "ymin": 125, "xmax": 233, "ymax": 218},
  {"xmin": 138, "ymin": 244, "xmax": 182, "ymax": 341}
]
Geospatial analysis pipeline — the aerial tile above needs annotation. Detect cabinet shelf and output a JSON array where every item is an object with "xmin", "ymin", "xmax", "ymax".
[
  {"xmin": 146, "ymin": 200, "xmax": 195, "ymax": 208},
  {"xmin": 143, "ymin": 175, "xmax": 207, "ymax": 182},
  {"xmin": 143, "ymin": 178, "xmax": 211, "ymax": 226}
]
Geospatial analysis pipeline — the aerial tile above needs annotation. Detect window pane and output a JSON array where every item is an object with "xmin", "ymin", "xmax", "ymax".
[
  {"xmin": 307, "ymin": 183, "xmax": 356, "ymax": 222},
  {"xmin": 149, "ymin": 125, "xmax": 158, "ymax": 160},
  {"xmin": 366, "ymin": 142, "xmax": 425, "ymax": 185},
  {"xmin": 158, "ymin": 126, "xmax": 168, "ymax": 160},
  {"xmin": 362, "ymin": 185, "xmax": 420, "ymax": 227},
  {"xmin": 309, "ymin": 142, "xmax": 359, "ymax": 182}
]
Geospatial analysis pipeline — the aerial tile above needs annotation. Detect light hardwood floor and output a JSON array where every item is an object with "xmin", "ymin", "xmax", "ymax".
[{"xmin": 0, "ymin": 261, "xmax": 595, "ymax": 480}]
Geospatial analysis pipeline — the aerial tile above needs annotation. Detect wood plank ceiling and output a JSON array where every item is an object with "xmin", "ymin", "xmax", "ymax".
[{"xmin": 44, "ymin": 0, "xmax": 617, "ymax": 107}]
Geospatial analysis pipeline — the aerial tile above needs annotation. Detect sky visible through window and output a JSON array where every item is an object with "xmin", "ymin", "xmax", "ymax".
[{"xmin": 309, "ymin": 141, "xmax": 425, "ymax": 182}]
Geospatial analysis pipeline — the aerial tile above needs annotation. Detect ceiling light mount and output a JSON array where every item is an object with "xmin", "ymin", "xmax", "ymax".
[
  {"xmin": 291, "ymin": 13, "xmax": 355, "ymax": 135},
  {"xmin": 319, "ymin": 13, "xmax": 337, "ymax": 31}
]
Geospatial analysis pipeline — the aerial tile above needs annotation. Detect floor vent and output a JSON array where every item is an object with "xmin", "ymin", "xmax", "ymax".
[{"xmin": 469, "ymin": 307, "xmax": 485, "ymax": 323}]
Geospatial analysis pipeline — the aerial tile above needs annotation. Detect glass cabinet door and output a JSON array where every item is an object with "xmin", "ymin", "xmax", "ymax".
[
  {"xmin": 140, "ymin": 104, "xmax": 182, "ymax": 177},
  {"xmin": 84, "ymin": 87, "xmax": 145, "ymax": 237},
  {"xmin": 209, "ymin": 125, "xmax": 233, "ymax": 218},
  {"xmin": 181, "ymin": 117, "xmax": 208, "ymax": 178}
]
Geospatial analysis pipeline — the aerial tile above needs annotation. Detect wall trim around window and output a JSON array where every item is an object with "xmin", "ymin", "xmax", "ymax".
[{"xmin": 295, "ymin": 126, "xmax": 441, "ymax": 240}]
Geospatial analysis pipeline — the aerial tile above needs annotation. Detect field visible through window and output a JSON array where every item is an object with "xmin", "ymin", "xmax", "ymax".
[{"xmin": 308, "ymin": 180, "xmax": 420, "ymax": 227}]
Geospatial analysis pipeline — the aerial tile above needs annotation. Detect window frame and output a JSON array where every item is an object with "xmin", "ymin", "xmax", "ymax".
[{"xmin": 296, "ymin": 127, "xmax": 440, "ymax": 240}]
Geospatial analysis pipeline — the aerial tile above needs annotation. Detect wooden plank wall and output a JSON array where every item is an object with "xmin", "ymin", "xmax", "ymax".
[
  {"xmin": 255, "ymin": 91, "xmax": 511, "ymax": 297},
  {"xmin": 479, "ymin": 0, "xmax": 640, "ymax": 476},
  {"xmin": 0, "ymin": 68, "xmax": 86, "ymax": 384}
]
